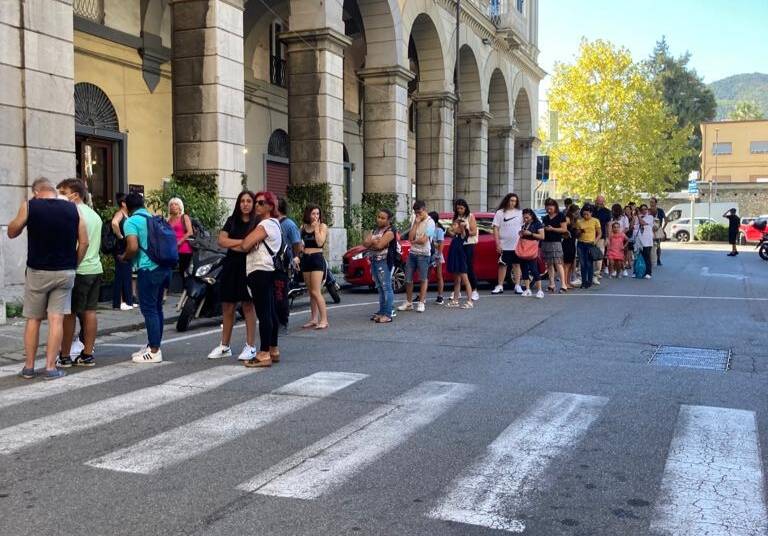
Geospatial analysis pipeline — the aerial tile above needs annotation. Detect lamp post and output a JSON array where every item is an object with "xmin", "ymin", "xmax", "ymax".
[{"xmin": 710, "ymin": 128, "xmax": 719, "ymax": 219}]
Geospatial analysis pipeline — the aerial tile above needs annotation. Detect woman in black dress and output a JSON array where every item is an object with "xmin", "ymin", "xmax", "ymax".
[
  {"xmin": 446, "ymin": 199, "xmax": 475, "ymax": 309},
  {"xmin": 206, "ymin": 190, "xmax": 258, "ymax": 361},
  {"xmin": 562, "ymin": 203, "xmax": 579, "ymax": 289}
]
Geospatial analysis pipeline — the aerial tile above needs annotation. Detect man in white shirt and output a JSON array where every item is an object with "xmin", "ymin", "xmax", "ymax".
[
  {"xmin": 635, "ymin": 204, "xmax": 655, "ymax": 279},
  {"xmin": 397, "ymin": 200, "xmax": 435, "ymax": 312},
  {"xmin": 491, "ymin": 193, "xmax": 524, "ymax": 294}
]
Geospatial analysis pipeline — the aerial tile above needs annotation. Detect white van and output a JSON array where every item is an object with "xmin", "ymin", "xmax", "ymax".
[{"xmin": 665, "ymin": 202, "xmax": 739, "ymax": 225}]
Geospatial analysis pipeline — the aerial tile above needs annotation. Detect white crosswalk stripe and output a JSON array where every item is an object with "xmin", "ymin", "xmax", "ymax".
[
  {"xmin": 84, "ymin": 371, "xmax": 367, "ymax": 474},
  {"xmin": 428, "ymin": 392, "xmax": 608, "ymax": 533},
  {"xmin": 0, "ymin": 361, "xmax": 171, "ymax": 410},
  {"xmin": 649, "ymin": 405, "xmax": 768, "ymax": 536},
  {"xmin": 0, "ymin": 366, "xmax": 252, "ymax": 455},
  {"xmin": 237, "ymin": 380, "xmax": 474, "ymax": 499}
]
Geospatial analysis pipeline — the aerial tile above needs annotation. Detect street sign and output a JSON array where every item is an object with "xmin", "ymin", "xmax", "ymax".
[
  {"xmin": 536, "ymin": 155, "xmax": 550, "ymax": 182},
  {"xmin": 688, "ymin": 179, "xmax": 699, "ymax": 195}
]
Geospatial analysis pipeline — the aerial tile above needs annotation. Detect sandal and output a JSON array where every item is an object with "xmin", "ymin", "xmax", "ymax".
[
  {"xmin": 374, "ymin": 316, "xmax": 392, "ymax": 324},
  {"xmin": 314, "ymin": 323, "xmax": 329, "ymax": 330},
  {"xmin": 559, "ymin": 287, "xmax": 568, "ymax": 293},
  {"xmin": 302, "ymin": 322, "xmax": 317, "ymax": 329},
  {"xmin": 547, "ymin": 286, "xmax": 556, "ymax": 293},
  {"xmin": 445, "ymin": 299, "xmax": 460, "ymax": 308},
  {"xmin": 244, "ymin": 352, "xmax": 272, "ymax": 368},
  {"xmin": 460, "ymin": 301, "xmax": 474, "ymax": 309},
  {"xmin": 370, "ymin": 314, "xmax": 381, "ymax": 322},
  {"xmin": 269, "ymin": 347, "xmax": 280, "ymax": 363}
]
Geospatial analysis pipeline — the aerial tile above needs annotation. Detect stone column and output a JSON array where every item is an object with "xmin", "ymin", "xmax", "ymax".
[
  {"xmin": 358, "ymin": 66, "xmax": 413, "ymax": 221},
  {"xmin": 170, "ymin": 0, "xmax": 245, "ymax": 204},
  {"xmin": 0, "ymin": 0, "xmax": 75, "ymax": 304},
  {"xmin": 514, "ymin": 136, "xmax": 537, "ymax": 209},
  {"xmin": 413, "ymin": 92, "xmax": 455, "ymax": 213},
  {"xmin": 487, "ymin": 127, "xmax": 514, "ymax": 210},
  {"xmin": 282, "ymin": 28, "xmax": 350, "ymax": 266},
  {"xmin": 455, "ymin": 111, "xmax": 490, "ymax": 211}
]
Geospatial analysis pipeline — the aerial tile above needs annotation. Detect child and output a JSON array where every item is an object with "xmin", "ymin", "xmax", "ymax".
[
  {"xmin": 429, "ymin": 211, "xmax": 445, "ymax": 304},
  {"xmin": 607, "ymin": 222, "xmax": 628, "ymax": 277}
]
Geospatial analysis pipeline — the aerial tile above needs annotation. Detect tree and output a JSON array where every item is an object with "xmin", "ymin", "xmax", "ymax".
[
  {"xmin": 647, "ymin": 38, "xmax": 717, "ymax": 187},
  {"xmin": 730, "ymin": 100, "xmax": 765, "ymax": 121},
  {"xmin": 548, "ymin": 40, "xmax": 689, "ymax": 202}
]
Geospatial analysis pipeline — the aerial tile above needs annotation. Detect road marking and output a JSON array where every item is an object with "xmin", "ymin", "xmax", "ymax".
[
  {"xmin": 700, "ymin": 266, "xmax": 748, "ymax": 280},
  {"xmin": 238, "ymin": 381, "xmax": 474, "ymax": 499},
  {"xmin": 85, "ymin": 371, "xmax": 367, "ymax": 474},
  {"xmin": 650, "ymin": 405, "xmax": 768, "ymax": 536},
  {"xmin": 429, "ymin": 392, "xmax": 609, "ymax": 533},
  {"xmin": 0, "ymin": 361, "xmax": 171, "ymax": 410},
  {"xmin": 491, "ymin": 292, "xmax": 768, "ymax": 302},
  {"xmin": 0, "ymin": 366, "xmax": 253, "ymax": 455}
]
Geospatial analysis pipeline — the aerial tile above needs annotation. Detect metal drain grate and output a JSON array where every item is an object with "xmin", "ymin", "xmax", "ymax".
[{"xmin": 649, "ymin": 346, "xmax": 731, "ymax": 372}]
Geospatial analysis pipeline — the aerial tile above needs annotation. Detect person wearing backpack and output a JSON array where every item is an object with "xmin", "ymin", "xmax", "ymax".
[
  {"xmin": 120, "ymin": 192, "xmax": 175, "ymax": 363},
  {"xmin": 241, "ymin": 191, "xmax": 283, "ymax": 367}
]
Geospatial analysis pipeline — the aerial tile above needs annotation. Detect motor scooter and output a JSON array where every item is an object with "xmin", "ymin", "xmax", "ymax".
[
  {"xmin": 287, "ymin": 259, "xmax": 341, "ymax": 308},
  {"xmin": 752, "ymin": 220, "xmax": 768, "ymax": 260},
  {"xmin": 176, "ymin": 236, "xmax": 226, "ymax": 332}
]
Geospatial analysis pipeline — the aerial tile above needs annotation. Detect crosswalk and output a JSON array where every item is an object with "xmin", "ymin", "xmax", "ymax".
[{"xmin": 1, "ymin": 361, "xmax": 766, "ymax": 535}]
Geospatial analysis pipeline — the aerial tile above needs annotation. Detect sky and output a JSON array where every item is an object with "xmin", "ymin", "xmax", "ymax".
[{"xmin": 538, "ymin": 0, "xmax": 768, "ymax": 98}]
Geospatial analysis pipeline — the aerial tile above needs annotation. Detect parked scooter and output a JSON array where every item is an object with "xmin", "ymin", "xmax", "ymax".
[
  {"xmin": 287, "ymin": 259, "xmax": 341, "ymax": 308},
  {"xmin": 753, "ymin": 220, "xmax": 768, "ymax": 260},
  {"xmin": 176, "ymin": 236, "xmax": 226, "ymax": 332}
]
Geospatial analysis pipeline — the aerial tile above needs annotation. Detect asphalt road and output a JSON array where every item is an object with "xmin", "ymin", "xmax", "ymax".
[{"xmin": 1, "ymin": 245, "xmax": 767, "ymax": 536}]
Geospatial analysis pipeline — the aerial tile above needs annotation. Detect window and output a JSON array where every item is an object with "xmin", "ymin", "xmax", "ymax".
[
  {"xmin": 750, "ymin": 141, "xmax": 768, "ymax": 154},
  {"xmin": 677, "ymin": 218, "xmax": 690, "ymax": 225},
  {"xmin": 269, "ymin": 20, "xmax": 287, "ymax": 88},
  {"xmin": 712, "ymin": 142, "xmax": 732, "ymax": 155},
  {"xmin": 516, "ymin": 0, "xmax": 525, "ymax": 13}
]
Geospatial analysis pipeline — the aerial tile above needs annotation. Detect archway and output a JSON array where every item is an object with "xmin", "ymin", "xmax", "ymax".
[
  {"xmin": 487, "ymin": 68, "xmax": 512, "ymax": 209},
  {"xmin": 456, "ymin": 44, "xmax": 487, "ymax": 210},
  {"xmin": 513, "ymin": 88, "xmax": 534, "ymax": 208}
]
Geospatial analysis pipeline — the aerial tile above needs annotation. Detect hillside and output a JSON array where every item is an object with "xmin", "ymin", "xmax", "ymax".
[{"xmin": 709, "ymin": 73, "xmax": 768, "ymax": 120}]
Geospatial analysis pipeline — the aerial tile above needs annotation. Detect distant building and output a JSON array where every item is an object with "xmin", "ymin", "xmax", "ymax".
[{"xmin": 701, "ymin": 120, "xmax": 768, "ymax": 184}]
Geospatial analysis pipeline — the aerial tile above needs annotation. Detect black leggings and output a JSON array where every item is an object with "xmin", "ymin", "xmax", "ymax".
[
  {"xmin": 464, "ymin": 244, "xmax": 477, "ymax": 290},
  {"xmin": 641, "ymin": 247, "xmax": 653, "ymax": 276},
  {"xmin": 247, "ymin": 271, "xmax": 279, "ymax": 351},
  {"xmin": 178, "ymin": 253, "xmax": 193, "ymax": 288}
]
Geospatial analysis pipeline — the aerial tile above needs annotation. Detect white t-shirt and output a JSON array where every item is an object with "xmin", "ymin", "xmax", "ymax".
[
  {"xmin": 635, "ymin": 214, "xmax": 655, "ymax": 247},
  {"xmin": 492, "ymin": 209, "xmax": 523, "ymax": 251},
  {"xmin": 246, "ymin": 218, "xmax": 282, "ymax": 274},
  {"xmin": 409, "ymin": 217, "xmax": 435, "ymax": 257},
  {"xmin": 614, "ymin": 215, "xmax": 629, "ymax": 234}
]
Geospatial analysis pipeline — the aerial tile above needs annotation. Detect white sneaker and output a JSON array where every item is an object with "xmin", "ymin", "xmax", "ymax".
[
  {"xmin": 415, "ymin": 302, "xmax": 426, "ymax": 313},
  {"xmin": 132, "ymin": 303, "xmax": 139, "ymax": 308},
  {"xmin": 491, "ymin": 285, "xmax": 504, "ymax": 295},
  {"xmin": 603, "ymin": 267, "xmax": 610, "ymax": 276},
  {"xmin": 471, "ymin": 290, "xmax": 480, "ymax": 301},
  {"xmin": 610, "ymin": 271, "xmax": 617, "ymax": 278},
  {"xmin": 522, "ymin": 289, "xmax": 532, "ymax": 297},
  {"xmin": 132, "ymin": 348, "xmax": 162, "ymax": 363},
  {"xmin": 622, "ymin": 269, "xmax": 629, "ymax": 277},
  {"xmin": 70, "ymin": 339, "xmax": 84, "ymax": 356},
  {"xmin": 207, "ymin": 344, "xmax": 232, "ymax": 360},
  {"xmin": 592, "ymin": 277, "xmax": 601, "ymax": 286},
  {"xmin": 644, "ymin": 274, "xmax": 652, "ymax": 280},
  {"xmin": 514, "ymin": 284, "xmax": 524, "ymax": 295},
  {"xmin": 396, "ymin": 302, "xmax": 413, "ymax": 311},
  {"xmin": 571, "ymin": 278, "xmax": 582, "ymax": 287},
  {"xmin": 131, "ymin": 345, "xmax": 149, "ymax": 359},
  {"xmin": 237, "ymin": 344, "xmax": 257, "ymax": 361},
  {"xmin": 536, "ymin": 290, "xmax": 544, "ymax": 299},
  {"xmin": 120, "ymin": 302, "xmax": 133, "ymax": 311}
]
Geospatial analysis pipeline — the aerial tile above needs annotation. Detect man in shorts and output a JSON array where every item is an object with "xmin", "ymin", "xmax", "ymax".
[
  {"xmin": 397, "ymin": 200, "xmax": 435, "ymax": 313},
  {"xmin": 8, "ymin": 178, "xmax": 88, "ymax": 380},
  {"xmin": 57, "ymin": 179, "xmax": 103, "ymax": 367}
]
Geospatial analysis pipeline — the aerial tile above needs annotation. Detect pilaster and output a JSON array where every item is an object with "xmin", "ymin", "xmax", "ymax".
[
  {"xmin": 488, "ymin": 126, "xmax": 515, "ymax": 210},
  {"xmin": 413, "ymin": 91, "xmax": 456, "ymax": 213},
  {"xmin": 456, "ymin": 111, "xmax": 490, "ymax": 211}
]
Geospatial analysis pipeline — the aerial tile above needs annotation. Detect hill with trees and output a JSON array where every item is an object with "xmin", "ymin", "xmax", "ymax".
[{"xmin": 709, "ymin": 73, "xmax": 768, "ymax": 120}]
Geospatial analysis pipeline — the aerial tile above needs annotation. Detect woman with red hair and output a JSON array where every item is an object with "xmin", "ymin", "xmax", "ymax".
[{"xmin": 241, "ymin": 191, "xmax": 282, "ymax": 367}]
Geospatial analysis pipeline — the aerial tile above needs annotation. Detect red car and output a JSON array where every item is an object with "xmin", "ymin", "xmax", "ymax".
[
  {"xmin": 343, "ymin": 212, "xmax": 500, "ymax": 293},
  {"xmin": 739, "ymin": 217, "xmax": 768, "ymax": 244}
]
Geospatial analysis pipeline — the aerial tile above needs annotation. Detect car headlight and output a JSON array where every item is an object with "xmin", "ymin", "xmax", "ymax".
[
  {"xmin": 351, "ymin": 252, "xmax": 364, "ymax": 261},
  {"xmin": 195, "ymin": 264, "xmax": 213, "ymax": 277}
]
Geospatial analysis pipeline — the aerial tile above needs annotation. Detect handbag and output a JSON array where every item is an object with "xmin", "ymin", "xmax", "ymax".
[
  {"xmin": 588, "ymin": 244, "xmax": 604, "ymax": 261},
  {"xmin": 515, "ymin": 238, "xmax": 539, "ymax": 260}
]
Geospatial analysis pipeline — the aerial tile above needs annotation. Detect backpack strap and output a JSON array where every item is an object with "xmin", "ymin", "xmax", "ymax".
[
  {"xmin": 261, "ymin": 218, "xmax": 283, "ymax": 256},
  {"xmin": 134, "ymin": 212, "xmax": 151, "ymax": 255}
]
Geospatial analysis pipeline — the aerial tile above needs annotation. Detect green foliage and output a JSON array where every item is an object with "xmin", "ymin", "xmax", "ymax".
[
  {"xmin": 5, "ymin": 301, "xmax": 23, "ymax": 319},
  {"xmin": 647, "ymin": 38, "xmax": 717, "ymax": 187},
  {"xmin": 100, "ymin": 253, "xmax": 115, "ymax": 283},
  {"xmin": 695, "ymin": 222, "xmax": 729, "ymax": 242},
  {"xmin": 145, "ymin": 174, "xmax": 228, "ymax": 232},
  {"xmin": 549, "ymin": 39, "xmax": 690, "ymax": 202},
  {"xmin": 730, "ymin": 100, "xmax": 765, "ymax": 121},
  {"xmin": 344, "ymin": 193, "xmax": 399, "ymax": 247},
  {"xmin": 709, "ymin": 73, "xmax": 768, "ymax": 120},
  {"xmin": 286, "ymin": 183, "xmax": 334, "ymax": 227}
]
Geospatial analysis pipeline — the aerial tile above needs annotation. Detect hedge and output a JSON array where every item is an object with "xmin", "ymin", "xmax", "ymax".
[
  {"xmin": 286, "ymin": 183, "xmax": 334, "ymax": 227},
  {"xmin": 695, "ymin": 222, "xmax": 729, "ymax": 242}
]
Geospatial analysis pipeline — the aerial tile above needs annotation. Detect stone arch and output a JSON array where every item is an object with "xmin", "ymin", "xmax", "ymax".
[
  {"xmin": 513, "ymin": 87, "xmax": 534, "ymax": 207},
  {"xmin": 487, "ymin": 69, "xmax": 512, "ymax": 209},
  {"xmin": 408, "ymin": 13, "xmax": 447, "ymax": 94},
  {"xmin": 267, "ymin": 129, "xmax": 290, "ymax": 158},
  {"xmin": 455, "ymin": 45, "xmax": 488, "ymax": 209},
  {"xmin": 457, "ymin": 44, "xmax": 483, "ymax": 114},
  {"xmin": 488, "ymin": 69, "xmax": 510, "ymax": 127},
  {"xmin": 355, "ymin": 0, "xmax": 406, "ymax": 69},
  {"xmin": 513, "ymin": 87, "xmax": 533, "ymax": 136}
]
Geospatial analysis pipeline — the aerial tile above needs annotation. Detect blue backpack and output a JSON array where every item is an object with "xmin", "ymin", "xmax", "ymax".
[
  {"xmin": 136, "ymin": 213, "xmax": 180, "ymax": 268},
  {"xmin": 634, "ymin": 254, "xmax": 646, "ymax": 279}
]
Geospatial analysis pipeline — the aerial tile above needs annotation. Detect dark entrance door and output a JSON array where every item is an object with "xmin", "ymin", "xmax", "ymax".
[{"xmin": 76, "ymin": 136, "xmax": 116, "ymax": 206}]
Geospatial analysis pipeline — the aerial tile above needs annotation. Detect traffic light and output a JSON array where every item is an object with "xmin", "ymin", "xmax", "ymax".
[{"xmin": 536, "ymin": 155, "xmax": 550, "ymax": 182}]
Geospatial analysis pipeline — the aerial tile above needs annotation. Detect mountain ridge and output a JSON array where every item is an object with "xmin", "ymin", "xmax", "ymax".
[{"xmin": 709, "ymin": 72, "xmax": 768, "ymax": 120}]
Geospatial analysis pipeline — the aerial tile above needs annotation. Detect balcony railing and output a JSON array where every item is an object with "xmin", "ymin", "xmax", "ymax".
[
  {"xmin": 479, "ymin": 0, "xmax": 530, "ymax": 44},
  {"xmin": 270, "ymin": 55, "xmax": 287, "ymax": 88},
  {"xmin": 74, "ymin": 0, "xmax": 104, "ymax": 24}
]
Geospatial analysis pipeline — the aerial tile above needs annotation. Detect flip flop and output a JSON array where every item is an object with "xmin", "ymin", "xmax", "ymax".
[
  {"xmin": 314, "ymin": 323, "xmax": 329, "ymax": 330},
  {"xmin": 302, "ymin": 322, "xmax": 317, "ymax": 329}
]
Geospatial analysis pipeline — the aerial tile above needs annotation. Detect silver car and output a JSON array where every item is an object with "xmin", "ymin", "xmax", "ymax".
[{"xmin": 668, "ymin": 217, "xmax": 717, "ymax": 242}]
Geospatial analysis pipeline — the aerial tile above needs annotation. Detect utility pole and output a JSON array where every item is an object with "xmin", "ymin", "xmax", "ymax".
[
  {"xmin": 453, "ymin": 0, "xmax": 461, "ymax": 200},
  {"xmin": 710, "ymin": 128, "xmax": 719, "ymax": 220}
]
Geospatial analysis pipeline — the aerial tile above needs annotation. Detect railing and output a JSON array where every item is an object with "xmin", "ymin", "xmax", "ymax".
[
  {"xmin": 481, "ymin": 0, "xmax": 530, "ymax": 43},
  {"xmin": 74, "ymin": 0, "xmax": 104, "ymax": 24},
  {"xmin": 270, "ymin": 55, "xmax": 287, "ymax": 88}
]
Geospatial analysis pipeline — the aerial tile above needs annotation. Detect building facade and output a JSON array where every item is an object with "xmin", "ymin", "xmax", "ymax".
[
  {"xmin": 701, "ymin": 120, "xmax": 768, "ymax": 184},
  {"xmin": 0, "ymin": 0, "xmax": 543, "ymax": 301}
]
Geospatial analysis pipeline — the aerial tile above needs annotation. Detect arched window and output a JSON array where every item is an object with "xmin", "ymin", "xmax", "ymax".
[
  {"xmin": 74, "ymin": 82, "xmax": 119, "ymax": 131},
  {"xmin": 267, "ymin": 129, "xmax": 290, "ymax": 158}
]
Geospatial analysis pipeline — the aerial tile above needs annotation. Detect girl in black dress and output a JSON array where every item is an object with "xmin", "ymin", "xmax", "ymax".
[{"xmin": 446, "ymin": 199, "xmax": 474, "ymax": 309}]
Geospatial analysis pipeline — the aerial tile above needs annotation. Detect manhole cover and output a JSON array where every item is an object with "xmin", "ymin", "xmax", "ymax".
[{"xmin": 649, "ymin": 346, "xmax": 731, "ymax": 372}]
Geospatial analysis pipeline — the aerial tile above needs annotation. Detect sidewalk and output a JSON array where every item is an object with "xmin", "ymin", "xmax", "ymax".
[{"xmin": 0, "ymin": 296, "xmax": 182, "ymax": 363}]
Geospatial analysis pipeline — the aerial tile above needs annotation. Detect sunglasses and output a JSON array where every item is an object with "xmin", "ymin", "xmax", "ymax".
[{"xmin": 255, "ymin": 199, "xmax": 268, "ymax": 206}]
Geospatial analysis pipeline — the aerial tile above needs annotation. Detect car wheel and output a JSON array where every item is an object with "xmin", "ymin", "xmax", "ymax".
[
  {"xmin": 392, "ymin": 264, "xmax": 406, "ymax": 294},
  {"xmin": 676, "ymin": 231, "xmax": 690, "ymax": 243}
]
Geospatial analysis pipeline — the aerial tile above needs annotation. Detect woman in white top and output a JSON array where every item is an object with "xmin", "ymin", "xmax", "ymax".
[
  {"xmin": 241, "ymin": 191, "xmax": 283, "ymax": 367},
  {"xmin": 634, "ymin": 204, "xmax": 655, "ymax": 279},
  {"xmin": 491, "ymin": 193, "xmax": 524, "ymax": 295},
  {"xmin": 461, "ymin": 205, "xmax": 480, "ymax": 301}
]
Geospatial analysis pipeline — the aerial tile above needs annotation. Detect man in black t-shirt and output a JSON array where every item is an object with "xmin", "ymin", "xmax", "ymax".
[{"xmin": 725, "ymin": 208, "xmax": 740, "ymax": 256}]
